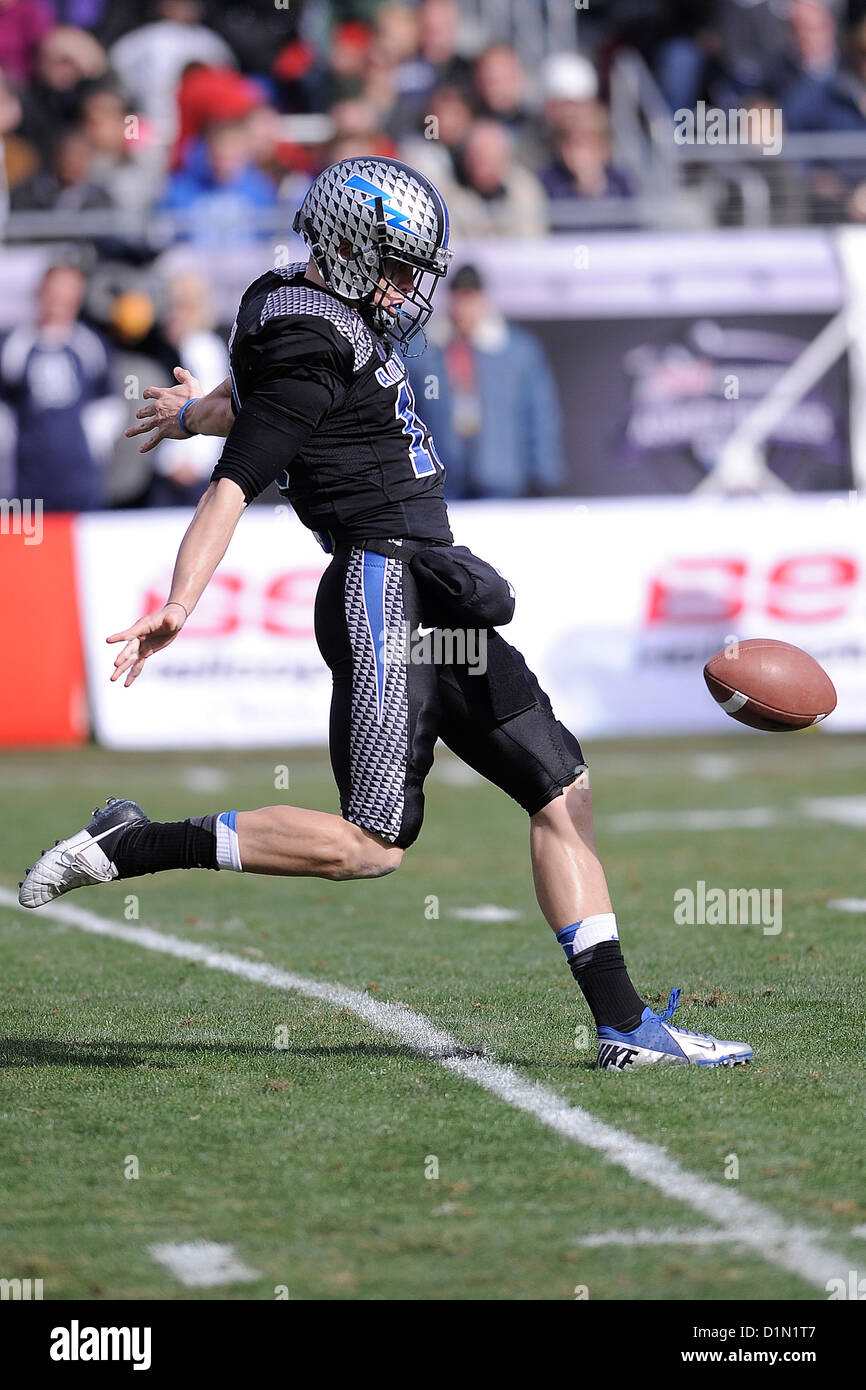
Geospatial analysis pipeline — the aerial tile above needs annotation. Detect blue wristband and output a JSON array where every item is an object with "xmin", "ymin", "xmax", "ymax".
[{"xmin": 178, "ymin": 397, "xmax": 200, "ymax": 436}]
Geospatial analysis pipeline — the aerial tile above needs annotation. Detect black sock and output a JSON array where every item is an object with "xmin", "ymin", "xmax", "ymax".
[
  {"xmin": 569, "ymin": 940, "xmax": 645, "ymax": 1032},
  {"xmin": 111, "ymin": 814, "xmax": 219, "ymax": 878}
]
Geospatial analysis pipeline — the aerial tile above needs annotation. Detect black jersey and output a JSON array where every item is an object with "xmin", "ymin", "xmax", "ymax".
[{"xmin": 211, "ymin": 263, "xmax": 452, "ymax": 550}]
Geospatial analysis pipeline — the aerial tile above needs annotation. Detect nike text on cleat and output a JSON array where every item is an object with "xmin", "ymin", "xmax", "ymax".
[
  {"xmin": 18, "ymin": 797, "xmax": 149, "ymax": 909},
  {"xmin": 596, "ymin": 988, "xmax": 753, "ymax": 1070}
]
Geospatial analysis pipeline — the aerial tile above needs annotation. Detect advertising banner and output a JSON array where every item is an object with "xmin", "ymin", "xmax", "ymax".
[
  {"xmin": 455, "ymin": 230, "xmax": 850, "ymax": 496},
  {"xmin": 75, "ymin": 497, "xmax": 866, "ymax": 746},
  {"xmin": 75, "ymin": 507, "xmax": 329, "ymax": 749},
  {"xmin": 0, "ymin": 513, "xmax": 88, "ymax": 747}
]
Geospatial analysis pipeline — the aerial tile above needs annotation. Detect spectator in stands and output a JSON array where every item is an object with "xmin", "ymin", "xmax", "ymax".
[
  {"xmin": 650, "ymin": 2, "xmax": 709, "ymax": 113},
  {"xmin": 16, "ymin": 24, "xmax": 108, "ymax": 167},
  {"xmin": 101, "ymin": 275, "xmax": 173, "ymax": 506},
  {"xmin": 387, "ymin": 0, "xmax": 472, "ymax": 136},
  {"xmin": 0, "ymin": 61, "xmax": 21, "ymax": 132},
  {"xmin": 399, "ymin": 79, "xmax": 473, "ymax": 183},
  {"xmin": 414, "ymin": 0, "xmax": 470, "ymax": 91},
  {"xmin": 108, "ymin": 0, "xmax": 235, "ymax": 139},
  {"xmin": 325, "ymin": 96, "xmax": 397, "ymax": 163},
  {"xmin": 520, "ymin": 50, "xmax": 600, "ymax": 171},
  {"xmin": 0, "ymin": 263, "xmax": 114, "ymax": 511},
  {"xmin": 146, "ymin": 270, "xmax": 228, "ymax": 506},
  {"xmin": 473, "ymin": 43, "xmax": 531, "ymax": 144},
  {"xmin": 408, "ymin": 263, "xmax": 565, "ymax": 500},
  {"xmin": 780, "ymin": 0, "xmax": 852, "ymax": 131},
  {"xmin": 360, "ymin": 29, "xmax": 400, "ymax": 128},
  {"xmin": 373, "ymin": 3, "xmax": 419, "ymax": 68},
  {"xmin": 442, "ymin": 118, "xmax": 547, "ymax": 238},
  {"xmin": 349, "ymin": 4, "xmax": 415, "ymax": 131},
  {"xmin": 539, "ymin": 101, "xmax": 634, "ymax": 204},
  {"xmin": 203, "ymin": 0, "xmax": 308, "ymax": 89},
  {"xmin": 269, "ymin": 34, "xmax": 320, "ymax": 116},
  {"xmin": 646, "ymin": 1, "xmax": 789, "ymax": 113},
  {"xmin": 324, "ymin": 19, "xmax": 374, "ymax": 105},
  {"xmin": 10, "ymin": 124, "xmax": 114, "ymax": 209},
  {"xmin": 428, "ymin": 79, "xmax": 473, "ymax": 152},
  {"xmin": 79, "ymin": 82, "xmax": 163, "ymax": 212},
  {"xmin": 171, "ymin": 63, "xmax": 263, "ymax": 172},
  {"xmin": 161, "ymin": 115, "xmax": 277, "ymax": 242},
  {"xmin": 1, "ymin": 68, "xmax": 31, "ymax": 213},
  {"xmin": 779, "ymin": 2, "xmax": 866, "ymax": 217},
  {"xmin": 539, "ymin": 52, "xmax": 599, "ymax": 135},
  {"xmin": 713, "ymin": 0, "xmax": 792, "ymax": 105},
  {"xmin": 0, "ymin": 0, "xmax": 54, "ymax": 87}
]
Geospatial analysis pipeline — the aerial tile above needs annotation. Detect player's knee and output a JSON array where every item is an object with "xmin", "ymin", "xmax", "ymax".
[
  {"xmin": 530, "ymin": 767, "xmax": 593, "ymax": 830},
  {"xmin": 324, "ymin": 825, "xmax": 403, "ymax": 880}
]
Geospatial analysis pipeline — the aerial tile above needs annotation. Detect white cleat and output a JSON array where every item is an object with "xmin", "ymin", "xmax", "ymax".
[
  {"xmin": 596, "ymin": 989, "xmax": 753, "ymax": 1070},
  {"xmin": 18, "ymin": 798, "xmax": 148, "ymax": 909}
]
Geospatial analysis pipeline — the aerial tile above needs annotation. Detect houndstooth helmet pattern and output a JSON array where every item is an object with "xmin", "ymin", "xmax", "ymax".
[{"xmin": 292, "ymin": 157, "xmax": 452, "ymax": 344}]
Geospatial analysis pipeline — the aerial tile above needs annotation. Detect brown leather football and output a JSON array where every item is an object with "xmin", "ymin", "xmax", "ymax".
[{"xmin": 703, "ymin": 638, "xmax": 837, "ymax": 731}]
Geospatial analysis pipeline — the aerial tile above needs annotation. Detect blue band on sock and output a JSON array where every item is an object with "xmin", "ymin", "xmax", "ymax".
[
  {"xmin": 557, "ymin": 914, "xmax": 618, "ymax": 962},
  {"xmin": 215, "ymin": 810, "xmax": 242, "ymax": 871},
  {"xmin": 556, "ymin": 922, "xmax": 581, "ymax": 961}
]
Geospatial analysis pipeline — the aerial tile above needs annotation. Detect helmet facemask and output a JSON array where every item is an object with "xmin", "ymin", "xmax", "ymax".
[{"xmin": 341, "ymin": 197, "xmax": 446, "ymax": 351}]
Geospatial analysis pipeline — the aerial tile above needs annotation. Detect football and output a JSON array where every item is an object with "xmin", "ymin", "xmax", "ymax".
[{"xmin": 703, "ymin": 638, "xmax": 837, "ymax": 731}]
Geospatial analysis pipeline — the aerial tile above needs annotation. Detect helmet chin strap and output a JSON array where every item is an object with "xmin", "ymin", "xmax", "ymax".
[{"xmin": 394, "ymin": 308, "xmax": 428, "ymax": 357}]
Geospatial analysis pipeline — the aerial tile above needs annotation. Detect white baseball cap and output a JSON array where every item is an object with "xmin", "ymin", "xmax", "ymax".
[{"xmin": 540, "ymin": 52, "xmax": 599, "ymax": 102}]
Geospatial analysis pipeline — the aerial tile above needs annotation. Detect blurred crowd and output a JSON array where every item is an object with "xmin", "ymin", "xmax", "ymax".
[
  {"xmin": 3, "ymin": 0, "xmax": 866, "ymax": 510},
  {"xmin": 5, "ymin": 1, "xmax": 866, "ymax": 239},
  {"xmin": 0, "ymin": 0, "xmax": 641, "ymax": 247}
]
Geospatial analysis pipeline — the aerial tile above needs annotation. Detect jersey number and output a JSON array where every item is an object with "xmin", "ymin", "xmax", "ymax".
[{"xmin": 395, "ymin": 378, "xmax": 442, "ymax": 478}]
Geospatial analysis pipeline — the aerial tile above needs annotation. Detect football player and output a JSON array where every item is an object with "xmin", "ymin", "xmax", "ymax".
[{"xmin": 19, "ymin": 158, "xmax": 751, "ymax": 1070}]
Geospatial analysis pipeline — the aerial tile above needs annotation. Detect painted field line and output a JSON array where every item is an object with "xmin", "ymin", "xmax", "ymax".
[
  {"xmin": 451, "ymin": 905, "xmax": 521, "ymax": 923},
  {"xmin": 577, "ymin": 1227, "xmax": 749, "ymax": 1249},
  {"xmin": 601, "ymin": 808, "xmax": 783, "ymax": 833},
  {"xmin": 148, "ymin": 1239, "xmax": 260, "ymax": 1287},
  {"xmin": 602, "ymin": 794, "xmax": 866, "ymax": 835},
  {"xmin": 0, "ymin": 886, "xmax": 850, "ymax": 1293}
]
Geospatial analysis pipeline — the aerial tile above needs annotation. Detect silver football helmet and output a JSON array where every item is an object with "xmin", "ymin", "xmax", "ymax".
[{"xmin": 292, "ymin": 156, "xmax": 452, "ymax": 347}]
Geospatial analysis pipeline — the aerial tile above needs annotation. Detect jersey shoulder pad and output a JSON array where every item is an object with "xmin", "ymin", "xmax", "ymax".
[{"xmin": 260, "ymin": 271, "xmax": 374, "ymax": 375}]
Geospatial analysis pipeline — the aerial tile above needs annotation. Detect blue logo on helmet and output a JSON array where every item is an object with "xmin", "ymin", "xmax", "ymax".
[{"xmin": 342, "ymin": 174, "xmax": 421, "ymax": 237}]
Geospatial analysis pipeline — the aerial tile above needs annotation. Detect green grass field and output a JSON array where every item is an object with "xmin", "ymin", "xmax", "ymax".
[{"xmin": 1, "ymin": 733, "xmax": 865, "ymax": 1301}]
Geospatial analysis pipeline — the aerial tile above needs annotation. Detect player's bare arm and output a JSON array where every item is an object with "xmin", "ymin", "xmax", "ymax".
[{"xmin": 106, "ymin": 477, "xmax": 247, "ymax": 686}]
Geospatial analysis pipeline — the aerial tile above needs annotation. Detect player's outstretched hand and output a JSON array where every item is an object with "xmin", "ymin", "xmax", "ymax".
[
  {"xmin": 125, "ymin": 367, "xmax": 202, "ymax": 453},
  {"xmin": 107, "ymin": 605, "xmax": 186, "ymax": 687}
]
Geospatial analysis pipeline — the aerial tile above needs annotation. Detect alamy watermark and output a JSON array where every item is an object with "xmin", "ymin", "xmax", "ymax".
[
  {"xmin": 50, "ymin": 1323, "xmax": 151, "ymax": 1370},
  {"xmin": 0, "ymin": 1276, "xmax": 43, "ymax": 1299},
  {"xmin": 0, "ymin": 497, "xmax": 43, "ymax": 546},
  {"xmin": 380, "ymin": 622, "xmax": 487, "ymax": 675},
  {"xmin": 674, "ymin": 102, "xmax": 783, "ymax": 157},
  {"xmin": 674, "ymin": 880, "xmax": 782, "ymax": 935}
]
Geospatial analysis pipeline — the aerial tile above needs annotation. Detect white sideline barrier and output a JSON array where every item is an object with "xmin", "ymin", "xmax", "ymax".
[{"xmin": 75, "ymin": 496, "xmax": 866, "ymax": 748}]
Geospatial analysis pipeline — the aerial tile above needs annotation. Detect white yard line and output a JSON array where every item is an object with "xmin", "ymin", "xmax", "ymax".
[
  {"xmin": 451, "ymin": 905, "xmax": 521, "ymax": 922},
  {"xmin": 148, "ymin": 1240, "xmax": 260, "ymax": 1287},
  {"xmin": 600, "ymin": 794, "xmax": 866, "ymax": 834},
  {"xmin": 800, "ymin": 795, "xmax": 866, "ymax": 827},
  {"xmin": 577, "ymin": 1228, "xmax": 742, "ymax": 1248},
  {"xmin": 600, "ymin": 808, "xmax": 783, "ymax": 833},
  {"xmin": 0, "ymin": 886, "xmax": 852, "ymax": 1294}
]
